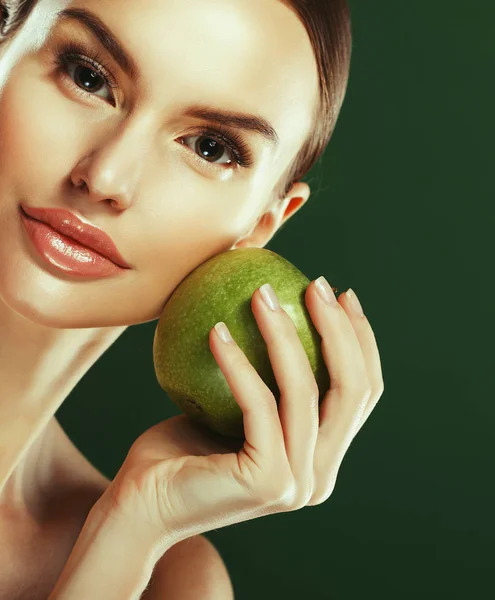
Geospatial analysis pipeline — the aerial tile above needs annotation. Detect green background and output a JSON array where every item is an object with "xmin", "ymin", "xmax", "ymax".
[{"xmin": 56, "ymin": 1, "xmax": 494, "ymax": 598}]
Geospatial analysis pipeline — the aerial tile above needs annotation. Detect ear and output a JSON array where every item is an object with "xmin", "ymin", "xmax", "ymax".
[{"xmin": 232, "ymin": 181, "xmax": 311, "ymax": 250}]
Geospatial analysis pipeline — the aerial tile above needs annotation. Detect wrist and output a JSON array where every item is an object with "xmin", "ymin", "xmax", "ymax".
[
  {"xmin": 97, "ymin": 477, "xmax": 182, "ymax": 559},
  {"xmin": 47, "ymin": 498, "xmax": 171, "ymax": 600}
]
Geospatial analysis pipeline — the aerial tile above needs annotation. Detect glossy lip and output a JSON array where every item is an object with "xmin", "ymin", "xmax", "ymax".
[{"xmin": 19, "ymin": 203, "xmax": 130, "ymax": 269}]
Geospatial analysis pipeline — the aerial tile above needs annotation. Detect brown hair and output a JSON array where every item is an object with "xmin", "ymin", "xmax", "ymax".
[
  {"xmin": 273, "ymin": 0, "xmax": 352, "ymax": 203},
  {"xmin": 0, "ymin": 0, "xmax": 37, "ymax": 40},
  {"xmin": 1, "ymin": 0, "xmax": 352, "ymax": 204}
]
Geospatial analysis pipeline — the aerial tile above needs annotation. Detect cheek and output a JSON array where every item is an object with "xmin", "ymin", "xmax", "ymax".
[
  {"xmin": 139, "ymin": 173, "xmax": 254, "ymax": 266},
  {"xmin": 133, "ymin": 187, "xmax": 257, "ymax": 309},
  {"xmin": 0, "ymin": 60, "xmax": 80, "ymax": 195}
]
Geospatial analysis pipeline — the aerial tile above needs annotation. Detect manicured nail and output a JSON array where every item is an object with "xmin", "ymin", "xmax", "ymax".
[
  {"xmin": 259, "ymin": 283, "xmax": 280, "ymax": 311},
  {"xmin": 315, "ymin": 276, "xmax": 337, "ymax": 305},
  {"xmin": 346, "ymin": 288, "xmax": 364, "ymax": 316},
  {"xmin": 214, "ymin": 321, "xmax": 234, "ymax": 344}
]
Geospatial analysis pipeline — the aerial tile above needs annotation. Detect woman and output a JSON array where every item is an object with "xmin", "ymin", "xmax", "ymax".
[{"xmin": 0, "ymin": 0, "xmax": 384, "ymax": 598}]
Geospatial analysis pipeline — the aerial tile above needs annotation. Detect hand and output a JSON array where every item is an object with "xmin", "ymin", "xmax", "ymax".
[{"xmin": 99, "ymin": 279, "xmax": 384, "ymax": 549}]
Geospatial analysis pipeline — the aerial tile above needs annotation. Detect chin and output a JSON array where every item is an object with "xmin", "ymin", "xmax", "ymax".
[
  {"xmin": 0, "ymin": 217, "xmax": 148, "ymax": 329},
  {"xmin": 0, "ymin": 275, "xmax": 92, "ymax": 329},
  {"xmin": 0, "ymin": 216, "xmax": 166, "ymax": 329},
  {"xmin": 0, "ymin": 264, "xmax": 107, "ymax": 330},
  {"xmin": 0, "ymin": 267, "xmax": 164, "ymax": 330}
]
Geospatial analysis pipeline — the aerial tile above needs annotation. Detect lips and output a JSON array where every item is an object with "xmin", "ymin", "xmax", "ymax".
[{"xmin": 20, "ymin": 203, "xmax": 130, "ymax": 269}]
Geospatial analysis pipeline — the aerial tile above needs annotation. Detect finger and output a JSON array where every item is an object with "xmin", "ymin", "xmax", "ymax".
[
  {"xmin": 303, "ymin": 280, "xmax": 373, "ymax": 504},
  {"xmin": 250, "ymin": 284, "xmax": 319, "ymax": 500},
  {"xmin": 338, "ymin": 289, "xmax": 385, "ymax": 433},
  {"xmin": 208, "ymin": 321, "xmax": 287, "ymax": 461},
  {"xmin": 307, "ymin": 281, "xmax": 372, "ymax": 432}
]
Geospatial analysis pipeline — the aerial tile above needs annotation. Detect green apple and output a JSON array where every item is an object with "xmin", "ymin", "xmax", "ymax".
[{"xmin": 153, "ymin": 247, "xmax": 333, "ymax": 440}]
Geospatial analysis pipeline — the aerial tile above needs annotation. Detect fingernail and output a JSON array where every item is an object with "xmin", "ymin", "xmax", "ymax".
[
  {"xmin": 259, "ymin": 283, "xmax": 280, "ymax": 311},
  {"xmin": 214, "ymin": 321, "xmax": 234, "ymax": 344},
  {"xmin": 346, "ymin": 288, "xmax": 364, "ymax": 316},
  {"xmin": 315, "ymin": 276, "xmax": 337, "ymax": 305}
]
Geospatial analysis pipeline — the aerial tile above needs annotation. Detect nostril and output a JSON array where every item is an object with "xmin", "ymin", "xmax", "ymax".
[{"xmin": 73, "ymin": 178, "xmax": 88, "ymax": 192}]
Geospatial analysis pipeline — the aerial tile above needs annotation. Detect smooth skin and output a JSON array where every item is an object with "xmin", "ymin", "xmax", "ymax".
[
  {"xmin": 0, "ymin": 0, "xmax": 383, "ymax": 598},
  {"xmin": 47, "ymin": 281, "xmax": 384, "ymax": 599}
]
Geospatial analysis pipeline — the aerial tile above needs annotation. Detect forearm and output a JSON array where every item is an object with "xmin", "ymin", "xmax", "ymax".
[{"xmin": 47, "ymin": 500, "xmax": 172, "ymax": 600}]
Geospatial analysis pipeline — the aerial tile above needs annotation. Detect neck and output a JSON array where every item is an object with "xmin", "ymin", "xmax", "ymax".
[{"xmin": 0, "ymin": 295, "xmax": 127, "ymax": 517}]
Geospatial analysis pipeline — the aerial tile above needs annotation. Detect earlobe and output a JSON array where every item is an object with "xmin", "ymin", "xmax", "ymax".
[{"xmin": 232, "ymin": 181, "xmax": 311, "ymax": 250}]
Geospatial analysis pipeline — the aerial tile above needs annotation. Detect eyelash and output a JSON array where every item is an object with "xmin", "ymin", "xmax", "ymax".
[{"xmin": 51, "ymin": 41, "xmax": 255, "ymax": 169}]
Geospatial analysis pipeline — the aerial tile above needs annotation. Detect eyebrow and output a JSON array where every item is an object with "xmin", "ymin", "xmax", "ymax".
[
  {"xmin": 57, "ymin": 7, "xmax": 140, "ymax": 81},
  {"xmin": 184, "ymin": 105, "xmax": 279, "ymax": 147},
  {"xmin": 56, "ymin": 7, "xmax": 279, "ymax": 148}
]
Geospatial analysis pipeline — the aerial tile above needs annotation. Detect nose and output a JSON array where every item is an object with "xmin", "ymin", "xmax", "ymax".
[{"xmin": 70, "ymin": 123, "xmax": 149, "ymax": 211}]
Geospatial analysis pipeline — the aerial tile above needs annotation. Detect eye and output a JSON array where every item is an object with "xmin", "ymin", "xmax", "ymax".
[
  {"xmin": 179, "ymin": 126, "xmax": 254, "ymax": 169},
  {"xmin": 65, "ymin": 61, "xmax": 114, "ymax": 102},
  {"xmin": 53, "ymin": 42, "xmax": 119, "ymax": 104},
  {"xmin": 181, "ymin": 134, "xmax": 237, "ymax": 166}
]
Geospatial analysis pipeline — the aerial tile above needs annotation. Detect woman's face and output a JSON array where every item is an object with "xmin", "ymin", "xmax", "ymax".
[{"xmin": 0, "ymin": 0, "xmax": 318, "ymax": 327}]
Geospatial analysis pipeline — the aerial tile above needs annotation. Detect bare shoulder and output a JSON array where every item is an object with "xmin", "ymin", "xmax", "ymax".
[{"xmin": 144, "ymin": 535, "xmax": 235, "ymax": 600}]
